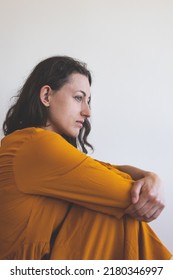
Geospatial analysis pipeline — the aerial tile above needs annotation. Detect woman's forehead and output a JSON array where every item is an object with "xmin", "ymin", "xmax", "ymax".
[{"xmin": 67, "ymin": 73, "xmax": 91, "ymax": 95}]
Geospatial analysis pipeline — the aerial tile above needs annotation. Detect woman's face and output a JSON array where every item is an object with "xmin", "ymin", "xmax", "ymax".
[{"xmin": 42, "ymin": 73, "xmax": 91, "ymax": 138}]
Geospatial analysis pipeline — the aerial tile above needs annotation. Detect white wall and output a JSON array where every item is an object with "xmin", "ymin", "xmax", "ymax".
[{"xmin": 0, "ymin": 0, "xmax": 173, "ymax": 253}]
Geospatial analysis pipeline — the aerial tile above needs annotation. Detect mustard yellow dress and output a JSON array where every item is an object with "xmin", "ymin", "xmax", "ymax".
[{"xmin": 0, "ymin": 128, "xmax": 171, "ymax": 260}]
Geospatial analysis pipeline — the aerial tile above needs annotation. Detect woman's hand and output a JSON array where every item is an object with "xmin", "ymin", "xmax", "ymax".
[{"xmin": 125, "ymin": 172, "xmax": 165, "ymax": 222}]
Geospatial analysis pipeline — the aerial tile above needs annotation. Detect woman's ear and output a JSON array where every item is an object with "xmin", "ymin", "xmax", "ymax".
[{"xmin": 40, "ymin": 85, "xmax": 52, "ymax": 107}]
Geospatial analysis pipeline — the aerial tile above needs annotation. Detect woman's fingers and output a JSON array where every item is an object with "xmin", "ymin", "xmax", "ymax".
[
  {"xmin": 125, "ymin": 199, "xmax": 165, "ymax": 222},
  {"xmin": 126, "ymin": 173, "xmax": 165, "ymax": 222}
]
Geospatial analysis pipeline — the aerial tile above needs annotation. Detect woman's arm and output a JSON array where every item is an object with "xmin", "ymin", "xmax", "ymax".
[
  {"xmin": 114, "ymin": 165, "xmax": 151, "ymax": 181},
  {"xmin": 111, "ymin": 165, "xmax": 165, "ymax": 222},
  {"xmin": 95, "ymin": 161, "xmax": 165, "ymax": 222},
  {"xmin": 14, "ymin": 130, "xmax": 133, "ymax": 219}
]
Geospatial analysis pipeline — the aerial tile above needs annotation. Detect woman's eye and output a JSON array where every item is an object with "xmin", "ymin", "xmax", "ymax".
[{"xmin": 74, "ymin": 96, "xmax": 82, "ymax": 102}]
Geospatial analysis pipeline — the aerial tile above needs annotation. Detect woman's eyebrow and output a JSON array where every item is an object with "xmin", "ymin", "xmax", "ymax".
[
  {"xmin": 77, "ymin": 90, "xmax": 91, "ymax": 98},
  {"xmin": 78, "ymin": 90, "xmax": 86, "ymax": 96}
]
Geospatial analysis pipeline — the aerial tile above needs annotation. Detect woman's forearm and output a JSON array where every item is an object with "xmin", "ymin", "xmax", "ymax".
[{"xmin": 115, "ymin": 165, "xmax": 153, "ymax": 181}]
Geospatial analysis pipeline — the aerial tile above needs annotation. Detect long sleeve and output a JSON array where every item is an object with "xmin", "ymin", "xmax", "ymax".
[
  {"xmin": 14, "ymin": 129, "xmax": 134, "ymax": 218},
  {"xmin": 94, "ymin": 159, "xmax": 133, "ymax": 180}
]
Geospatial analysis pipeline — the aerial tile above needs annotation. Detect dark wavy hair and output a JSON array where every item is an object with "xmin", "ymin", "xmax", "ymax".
[{"xmin": 3, "ymin": 56, "xmax": 93, "ymax": 154}]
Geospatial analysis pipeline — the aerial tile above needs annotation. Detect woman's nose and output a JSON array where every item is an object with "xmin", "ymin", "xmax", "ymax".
[{"xmin": 81, "ymin": 103, "xmax": 91, "ymax": 118}]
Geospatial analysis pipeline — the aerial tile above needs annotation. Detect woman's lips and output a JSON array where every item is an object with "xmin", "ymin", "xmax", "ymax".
[{"xmin": 76, "ymin": 121, "xmax": 84, "ymax": 128}]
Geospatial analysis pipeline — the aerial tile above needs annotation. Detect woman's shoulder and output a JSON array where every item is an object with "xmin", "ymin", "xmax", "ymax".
[
  {"xmin": 0, "ymin": 128, "xmax": 70, "ymax": 157},
  {"xmin": 1, "ymin": 127, "xmax": 63, "ymax": 146},
  {"xmin": 1, "ymin": 127, "xmax": 86, "ymax": 166},
  {"xmin": 13, "ymin": 128, "xmax": 87, "ymax": 177}
]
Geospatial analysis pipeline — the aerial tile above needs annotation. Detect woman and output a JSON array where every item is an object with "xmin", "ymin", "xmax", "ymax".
[{"xmin": 0, "ymin": 56, "xmax": 172, "ymax": 259}]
